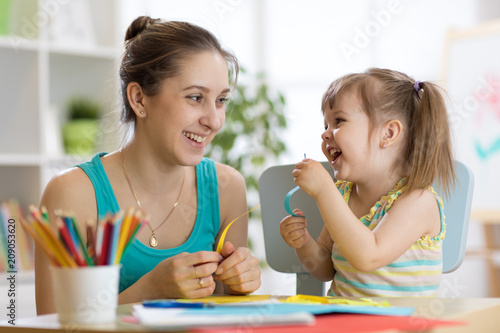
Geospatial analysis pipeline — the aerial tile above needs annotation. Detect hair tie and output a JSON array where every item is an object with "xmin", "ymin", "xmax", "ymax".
[{"xmin": 414, "ymin": 80, "xmax": 423, "ymax": 92}]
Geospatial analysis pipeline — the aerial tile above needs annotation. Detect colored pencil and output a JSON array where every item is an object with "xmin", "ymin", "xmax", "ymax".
[
  {"xmin": 28, "ymin": 204, "xmax": 45, "ymax": 224},
  {"xmin": 33, "ymin": 219, "xmax": 76, "ymax": 268},
  {"xmin": 57, "ymin": 218, "xmax": 86, "ymax": 266},
  {"xmin": 68, "ymin": 213, "xmax": 93, "ymax": 266},
  {"xmin": 40, "ymin": 205, "xmax": 49, "ymax": 222},
  {"xmin": 19, "ymin": 217, "xmax": 60, "ymax": 266},
  {"xmin": 95, "ymin": 216, "xmax": 105, "ymax": 260},
  {"xmin": 37, "ymin": 219, "xmax": 78, "ymax": 268},
  {"xmin": 119, "ymin": 218, "xmax": 148, "ymax": 263},
  {"xmin": 99, "ymin": 217, "xmax": 113, "ymax": 266},
  {"xmin": 86, "ymin": 219, "xmax": 96, "ymax": 264},
  {"xmin": 126, "ymin": 210, "xmax": 141, "ymax": 242},
  {"xmin": 62, "ymin": 215, "xmax": 80, "ymax": 251},
  {"xmin": 21, "ymin": 207, "xmax": 146, "ymax": 268},
  {"xmin": 109, "ymin": 212, "xmax": 124, "ymax": 267},
  {"xmin": 115, "ymin": 207, "xmax": 134, "ymax": 265}
]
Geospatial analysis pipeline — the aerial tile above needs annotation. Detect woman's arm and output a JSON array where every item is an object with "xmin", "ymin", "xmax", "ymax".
[
  {"xmin": 35, "ymin": 168, "xmax": 98, "ymax": 315},
  {"xmin": 213, "ymin": 163, "xmax": 261, "ymax": 294}
]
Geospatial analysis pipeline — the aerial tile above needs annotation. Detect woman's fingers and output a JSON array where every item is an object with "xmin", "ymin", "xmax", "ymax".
[{"xmin": 214, "ymin": 247, "xmax": 261, "ymax": 293}]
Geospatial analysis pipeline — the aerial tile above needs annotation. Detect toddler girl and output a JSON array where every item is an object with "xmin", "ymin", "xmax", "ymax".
[{"xmin": 280, "ymin": 68, "xmax": 455, "ymax": 297}]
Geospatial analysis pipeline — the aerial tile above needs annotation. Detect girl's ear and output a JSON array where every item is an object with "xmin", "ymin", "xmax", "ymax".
[
  {"xmin": 380, "ymin": 119, "xmax": 403, "ymax": 149},
  {"xmin": 127, "ymin": 82, "xmax": 147, "ymax": 118}
]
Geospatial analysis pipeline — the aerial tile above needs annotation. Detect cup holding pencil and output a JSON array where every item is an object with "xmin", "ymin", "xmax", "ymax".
[
  {"xmin": 49, "ymin": 264, "xmax": 120, "ymax": 325},
  {"xmin": 21, "ymin": 206, "xmax": 147, "ymax": 326}
]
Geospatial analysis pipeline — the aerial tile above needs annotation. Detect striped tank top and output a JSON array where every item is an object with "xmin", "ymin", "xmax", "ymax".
[{"xmin": 328, "ymin": 179, "xmax": 446, "ymax": 297}]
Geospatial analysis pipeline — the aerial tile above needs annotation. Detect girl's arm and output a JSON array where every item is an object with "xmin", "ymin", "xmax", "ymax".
[
  {"xmin": 213, "ymin": 163, "xmax": 261, "ymax": 295},
  {"xmin": 280, "ymin": 210, "xmax": 335, "ymax": 281},
  {"xmin": 295, "ymin": 159, "xmax": 441, "ymax": 272}
]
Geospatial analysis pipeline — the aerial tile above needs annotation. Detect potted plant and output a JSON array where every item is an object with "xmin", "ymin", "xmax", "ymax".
[
  {"xmin": 62, "ymin": 96, "xmax": 101, "ymax": 156},
  {"xmin": 205, "ymin": 69, "xmax": 287, "ymax": 203}
]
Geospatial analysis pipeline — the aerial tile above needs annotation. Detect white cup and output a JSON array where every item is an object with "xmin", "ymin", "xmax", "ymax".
[{"xmin": 50, "ymin": 264, "xmax": 121, "ymax": 325}]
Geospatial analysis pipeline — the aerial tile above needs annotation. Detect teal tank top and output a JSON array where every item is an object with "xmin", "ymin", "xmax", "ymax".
[{"xmin": 77, "ymin": 153, "xmax": 221, "ymax": 292}]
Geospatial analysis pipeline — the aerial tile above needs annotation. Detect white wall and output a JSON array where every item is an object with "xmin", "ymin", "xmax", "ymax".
[{"xmin": 123, "ymin": 0, "xmax": 499, "ymax": 297}]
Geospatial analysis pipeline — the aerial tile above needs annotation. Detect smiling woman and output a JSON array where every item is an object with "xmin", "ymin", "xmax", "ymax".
[{"xmin": 35, "ymin": 15, "xmax": 261, "ymax": 315}]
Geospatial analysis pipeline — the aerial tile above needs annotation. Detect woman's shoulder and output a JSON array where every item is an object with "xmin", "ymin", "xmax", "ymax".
[
  {"xmin": 44, "ymin": 166, "xmax": 93, "ymax": 193},
  {"xmin": 212, "ymin": 161, "xmax": 245, "ymax": 188},
  {"xmin": 213, "ymin": 160, "xmax": 242, "ymax": 176},
  {"xmin": 210, "ymin": 161, "xmax": 246, "ymax": 212},
  {"xmin": 40, "ymin": 166, "xmax": 96, "ymax": 218},
  {"xmin": 44, "ymin": 152, "xmax": 111, "ymax": 197}
]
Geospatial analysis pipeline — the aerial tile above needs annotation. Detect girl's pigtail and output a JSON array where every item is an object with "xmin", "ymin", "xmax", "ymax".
[{"xmin": 408, "ymin": 81, "xmax": 455, "ymax": 197}]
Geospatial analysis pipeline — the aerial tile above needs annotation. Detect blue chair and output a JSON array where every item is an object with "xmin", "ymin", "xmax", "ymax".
[{"xmin": 258, "ymin": 160, "xmax": 474, "ymax": 295}]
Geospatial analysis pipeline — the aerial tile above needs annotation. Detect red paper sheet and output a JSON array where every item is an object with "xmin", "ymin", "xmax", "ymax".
[{"xmin": 192, "ymin": 314, "xmax": 467, "ymax": 333}]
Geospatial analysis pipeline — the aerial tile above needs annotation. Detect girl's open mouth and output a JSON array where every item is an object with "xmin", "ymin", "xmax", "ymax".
[{"xmin": 329, "ymin": 147, "xmax": 342, "ymax": 164}]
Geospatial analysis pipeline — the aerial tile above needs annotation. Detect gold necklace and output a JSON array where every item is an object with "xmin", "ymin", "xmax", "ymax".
[{"xmin": 120, "ymin": 150, "xmax": 185, "ymax": 247}]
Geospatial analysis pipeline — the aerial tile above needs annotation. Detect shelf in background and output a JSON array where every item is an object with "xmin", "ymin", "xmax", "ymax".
[
  {"xmin": 0, "ymin": 153, "xmax": 96, "ymax": 167},
  {"xmin": 0, "ymin": 36, "xmax": 120, "ymax": 58},
  {"xmin": 0, "ymin": 154, "xmax": 43, "ymax": 166},
  {"xmin": 0, "ymin": 35, "xmax": 40, "ymax": 52},
  {"xmin": 48, "ymin": 42, "xmax": 121, "ymax": 59}
]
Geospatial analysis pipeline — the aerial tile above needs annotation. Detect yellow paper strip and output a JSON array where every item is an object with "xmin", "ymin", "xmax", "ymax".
[
  {"xmin": 284, "ymin": 294, "xmax": 389, "ymax": 307},
  {"xmin": 216, "ymin": 205, "xmax": 260, "ymax": 253}
]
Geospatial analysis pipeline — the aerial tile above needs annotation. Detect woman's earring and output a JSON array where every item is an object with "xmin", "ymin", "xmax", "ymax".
[
  {"xmin": 382, "ymin": 135, "xmax": 388, "ymax": 149},
  {"xmin": 140, "ymin": 111, "xmax": 144, "ymax": 114}
]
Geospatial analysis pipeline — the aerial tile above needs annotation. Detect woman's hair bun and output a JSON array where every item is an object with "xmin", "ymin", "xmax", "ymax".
[{"xmin": 124, "ymin": 16, "xmax": 160, "ymax": 42}]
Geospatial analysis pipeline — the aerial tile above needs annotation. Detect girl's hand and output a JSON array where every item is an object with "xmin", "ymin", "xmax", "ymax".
[
  {"xmin": 150, "ymin": 251, "xmax": 223, "ymax": 299},
  {"xmin": 280, "ymin": 209, "xmax": 311, "ymax": 249},
  {"xmin": 293, "ymin": 159, "xmax": 333, "ymax": 199},
  {"xmin": 214, "ymin": 242, "xmax": 261, "ymax": 294}
]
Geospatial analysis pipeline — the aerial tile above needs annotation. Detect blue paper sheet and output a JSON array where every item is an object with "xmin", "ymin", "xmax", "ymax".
[{"xmin": 179, "ymin": 303, "xmax": 414, "ymax": 317}]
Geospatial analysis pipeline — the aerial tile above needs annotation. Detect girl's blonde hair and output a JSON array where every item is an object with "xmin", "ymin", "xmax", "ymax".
[{"xmin": 322, "ymin": 68, "xmax": 455, "ymax": 196}]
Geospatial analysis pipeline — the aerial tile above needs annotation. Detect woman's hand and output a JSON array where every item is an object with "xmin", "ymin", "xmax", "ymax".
[
  {"xmin": 149, "ymin": 251, "xmax": 223, "ymax": 299},
  {"xmin": 293, "ymin": 159, "xmax": 334, "ymax": 199},
  {"xmin": 214, "ymin": 242, "xmax": 261, "ymax": 294},
  {"xmin": 280, "ymin": 209, "xmax": 311, "ymax": 249}
]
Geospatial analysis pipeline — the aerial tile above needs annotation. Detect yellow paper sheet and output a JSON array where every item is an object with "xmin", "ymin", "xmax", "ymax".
[{"xmin": 284, "ymin": 294, "xmax": 390, "ymax": 307}]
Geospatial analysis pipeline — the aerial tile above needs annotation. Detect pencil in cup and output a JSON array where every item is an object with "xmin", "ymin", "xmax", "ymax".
[{"xmin": 21, "ymin": 206, "xmax": 148, "ymax": 267}]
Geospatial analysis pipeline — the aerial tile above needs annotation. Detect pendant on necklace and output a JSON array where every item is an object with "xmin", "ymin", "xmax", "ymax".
[{"xmin": 149, "ymin": 233, "xmax": 158, "ymax": 247}]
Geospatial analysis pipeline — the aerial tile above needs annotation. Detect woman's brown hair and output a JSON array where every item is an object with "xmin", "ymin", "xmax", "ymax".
[
  {"xmin": 322, "ymin": 68, "xmax": 455, "ymax": 196},
  {"xmin": 119, "ymin": 16, "xmax": 239, "ymax": 124}
]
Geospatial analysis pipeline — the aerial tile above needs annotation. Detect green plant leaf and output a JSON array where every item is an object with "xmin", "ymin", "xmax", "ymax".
[
  {"xmin": 205, "ymin": 67, "xmax": 288, "ymax": 201},
  {"xmin": 67, "ymin": 96, "xmax": 101, "ymax": 120}
]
